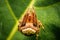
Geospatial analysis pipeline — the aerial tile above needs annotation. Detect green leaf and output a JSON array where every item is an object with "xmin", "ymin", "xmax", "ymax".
[
  {"xmin": 8, "ymin": 0, "xmax": 31, "ymax": 19},
  {"xmin": 0, "ymin": 0, "xmax": 31, "ymax": 40},
  {"xmin": 0, "ymin": 0, "xmax": 16, "ymax": 40},
  {"xmin": 34, "ymin": 0, "xmax": 60, "ymax": 40},
  {"xmin": 0, "ymin": 0, "xmax": 60, "ymax": 40},
  {"xmin": 34, "ymin": 0, "xmax": 60, "ymax": 7}
]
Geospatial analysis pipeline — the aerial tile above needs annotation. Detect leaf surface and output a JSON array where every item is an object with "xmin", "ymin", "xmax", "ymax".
[{"xmin": 0, "ymin": 0, "xmax": 60, "ymax": 40}]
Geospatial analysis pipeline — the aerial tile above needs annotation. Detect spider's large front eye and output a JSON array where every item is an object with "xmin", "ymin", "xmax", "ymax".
[
  {"xmin": 21, "ymin": 23, "xmax": 26, "ymax": 27},
  {"xmin": 33, "ymin": 23, "xmax": 37, "ymax": 27}
]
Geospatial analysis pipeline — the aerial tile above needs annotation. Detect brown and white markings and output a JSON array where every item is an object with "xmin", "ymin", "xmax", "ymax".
[{"xmin": 18, "ymin": 7, "xmax": 44, "ymax": 40}]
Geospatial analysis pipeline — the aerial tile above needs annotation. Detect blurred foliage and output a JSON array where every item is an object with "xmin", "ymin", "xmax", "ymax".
[
  {"xmin": 0, "ymin": 0, "xmax": 31, "ymax": 40},
  {"xmin": 34, "ymin": 0, "xmax": 60, "ymax": 7},
  {"xmin": 0, "ymin": 0, "xmax": 60, "ymax": 40}
]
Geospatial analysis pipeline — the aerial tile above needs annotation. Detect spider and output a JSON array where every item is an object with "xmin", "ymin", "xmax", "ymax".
[{"xmin": 18, "ymin": 7, "xmax": 44, "ymax": 40}]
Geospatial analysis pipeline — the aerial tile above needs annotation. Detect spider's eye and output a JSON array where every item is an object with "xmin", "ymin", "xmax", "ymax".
[
  {"xmin": 21, "ymin": 23, "xmax": 26, "ymax": 27},
  {"xmin": 33, "ymin": 23, "xmax": 37, "ymax": 27}
]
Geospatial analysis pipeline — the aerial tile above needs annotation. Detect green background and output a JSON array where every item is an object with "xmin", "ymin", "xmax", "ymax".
[{"xmin": 0, "ymin": 0, "xmax": 60, "ymax": 40}]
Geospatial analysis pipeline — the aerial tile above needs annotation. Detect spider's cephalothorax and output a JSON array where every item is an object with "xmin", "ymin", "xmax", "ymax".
[{"xmin": 18, "ymin": 8, "xmax": 44, "ymax": 36}]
